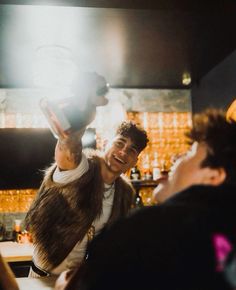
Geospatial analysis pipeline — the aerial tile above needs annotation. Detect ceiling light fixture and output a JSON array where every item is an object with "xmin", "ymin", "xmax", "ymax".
[
  {"xmin": 33, "ymin": 45, "xmax": 77, "ymax": 88},
  {"xmin": 182, "ymin": 72, "xmax": 191, "ymax": 86}
]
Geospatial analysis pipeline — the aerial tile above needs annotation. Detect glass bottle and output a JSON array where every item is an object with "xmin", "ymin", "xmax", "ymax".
[
  {"xmin": 134, "ymin": 190, "xmax": 144, "ymax": 208},
  {"xmin": 152, "ymin": 152, "xmax": 160, "ymax": 180},
  {"xmin": 130, "ymin": 166, "xmax": 141, "ymax": 181},
  {"xmin": 142, "ymin": 153, "xmax": 152, "ymax": 180},
  {"xmin": 160, "ymin": 160, "xmax": 169, "ymax": 176},
  {"xmin": 12, "ymin": 219, "xmax": 22, "ymax": 243},
  {"xmin": 0, "ymin": 222, "xmax": 5, "ymax": 241}
]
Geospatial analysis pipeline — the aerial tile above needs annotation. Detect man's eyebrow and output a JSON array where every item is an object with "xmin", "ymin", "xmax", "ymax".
[
  {"xmin": 117, "ymin": 136, "xmax": 139, "ymax": 152},
  {"xmin": 117, "ymin": 136, "xmax": 126, "ymax": 142},
  {"xmin": 130, "ymin": 144, "xmax": 139, "ymax": 152}
]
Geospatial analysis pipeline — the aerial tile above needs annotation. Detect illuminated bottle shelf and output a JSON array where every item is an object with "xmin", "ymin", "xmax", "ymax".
[{"xmin": 127, "ymin": 111, "xmax": 192, "ymax": 174}]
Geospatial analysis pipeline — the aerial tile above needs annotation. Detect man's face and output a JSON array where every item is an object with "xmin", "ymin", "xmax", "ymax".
[
  {"xmin": 155, "ymin": 142, "xmax": 220, "ymax": 202},
  {"xmin": 104, "ymin": 135, "xmax": 139, "ymax": 174},
  {"xmin": 168, "ymin": 142, "xmax": 210, "ymax": 193}
]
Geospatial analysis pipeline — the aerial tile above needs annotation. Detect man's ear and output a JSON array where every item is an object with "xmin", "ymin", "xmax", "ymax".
[{"xmin": 203, "ymin": 167, "xmax": 226, "ymax": 186}]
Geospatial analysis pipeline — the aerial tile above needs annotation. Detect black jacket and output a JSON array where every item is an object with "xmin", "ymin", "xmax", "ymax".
[{"xmin": 67, "ymin": 184, "xmax": 236, "ymax": 290}]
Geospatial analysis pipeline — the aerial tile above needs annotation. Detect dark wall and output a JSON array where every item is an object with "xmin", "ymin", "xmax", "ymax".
[
  {"xmin": 191, "ymin": 50, "xmax": 236, "ymax": 113},
  {"xmin": 0, "ymin": 128, "xmax": 56, "ymax": 189},
  {"xmin": 0, "ymin": 128, "xmax": 97, "ymax": 189}
]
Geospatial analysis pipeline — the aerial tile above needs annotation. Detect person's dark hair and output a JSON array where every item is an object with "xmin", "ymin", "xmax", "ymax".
[
  {"xmin": 187, "ymin": 108, "xmax": 236, "ymax": 184},
  {"xmin": 116, "ymin": 121, "xmax": 148, "ymax": 153}
]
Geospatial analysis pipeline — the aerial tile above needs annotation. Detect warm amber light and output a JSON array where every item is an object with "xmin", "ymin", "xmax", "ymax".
[
  {"xmin": 182, "ymin": 72, "xmax": 191, "ymax": 86},
  {"xmin": 126, "ymin": 111, "xmax": 192, "ymax": 205},
  {"xmin": 0, "ymin": 189, "xmax": 37, "ymax": 213},
  {"xmin": 226, "ymin": 99, "xmax": 236, "ymax": 122}
]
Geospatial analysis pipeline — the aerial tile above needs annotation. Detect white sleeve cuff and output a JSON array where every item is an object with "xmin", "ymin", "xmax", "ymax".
[{"xmin": 53, "ymin": 152, "xmax": 89, "ymax": 184}]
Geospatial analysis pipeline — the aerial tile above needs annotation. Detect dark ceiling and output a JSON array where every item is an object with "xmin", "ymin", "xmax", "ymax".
[{"xmin": 0, "ymin": 0, "xmax": 236, "ymax": 89}]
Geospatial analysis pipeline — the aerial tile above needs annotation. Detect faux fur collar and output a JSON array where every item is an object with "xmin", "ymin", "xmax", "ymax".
[{"xmin": 25, "ymin": 150, "xmax": 134, "ymax": 270}]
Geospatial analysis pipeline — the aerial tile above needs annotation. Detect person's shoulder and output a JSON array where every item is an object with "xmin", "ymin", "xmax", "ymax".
[
  {"xmin": 42, "ymin": 162, "xmax": 57, "ymax": 184},
  {"xmin": 89, "ymin": 205, "xmax": 174, "ymax": 257},
  {"xmin": 82, "ymin": 148, "xmax": 104, "ymax": 169},
  {"xmin": 113, "ymin": 205, "xmax": 162, "ymax": 231},
  {"xmin": 90, "ymin": 206, "xmax": 159, "ymax": 246},
  {"xmin": 167, "ymin": 183, "xmax": 236, "ymax": 204}
]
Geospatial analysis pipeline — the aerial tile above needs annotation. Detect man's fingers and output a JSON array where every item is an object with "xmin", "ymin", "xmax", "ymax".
[{"xmin": 92, "ymin": 95, "xmax": 109, "ymax": 107}]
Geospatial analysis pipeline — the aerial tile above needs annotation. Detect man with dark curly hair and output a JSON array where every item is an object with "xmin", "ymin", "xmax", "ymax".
[
  {"xmin": 60, "ymin": 108, "xmax": 236, "ymax": 290},
  {"xmin": 26, "ymin": 100, "xmax": 148, "ymax": 277}
]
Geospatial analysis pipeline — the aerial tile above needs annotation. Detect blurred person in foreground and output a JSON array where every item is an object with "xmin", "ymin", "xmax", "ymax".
[
  {"xmin": 57, "ymin": 108, "xmax": 236, "ymax": 290},
  {"xmin": 25, "ymin": 73, "xmax": 148, "ymax": 277}
]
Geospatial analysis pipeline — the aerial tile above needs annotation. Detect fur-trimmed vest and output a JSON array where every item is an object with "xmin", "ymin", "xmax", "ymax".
[{"xmin": 25, "ymin": 151, "xmax": 134, "ymax": 270}]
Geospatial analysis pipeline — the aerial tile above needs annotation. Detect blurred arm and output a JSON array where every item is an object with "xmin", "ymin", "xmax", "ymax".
[
  {"xmin": 0, "ymin": 254, "xmax": 19, "ymax": 290},
  {"xmin": 153, "ymin": 180, "xmax": 173, "ymax": 204},
  {"xmin": 55, "ymin": 128, "xmax": 86, "ymax": 171},
  {"xmin": 55, "ymin": 72, "xmax": 109, "ymax": 171}
]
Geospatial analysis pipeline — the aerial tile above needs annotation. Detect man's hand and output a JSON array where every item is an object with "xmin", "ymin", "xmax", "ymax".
[
  {"xmin": 91, "ymin": 73, "xmax": 109, "ymax": 107},
  {"xmin": 73, "ymin": 72, "xmax": 109, "ymax": 109},
  {"xmin": 70, "ymin": 72, "xmax": 109, "ymax": 131}
]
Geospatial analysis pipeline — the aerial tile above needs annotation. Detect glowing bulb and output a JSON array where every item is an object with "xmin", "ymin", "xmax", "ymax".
[
  {"xmin": 182, "ymin": 72, "xmax": 191, "ymax": 86},
  {"xmin": 33, "ymin": 45, "xmax": 77, "ymax": 88}
]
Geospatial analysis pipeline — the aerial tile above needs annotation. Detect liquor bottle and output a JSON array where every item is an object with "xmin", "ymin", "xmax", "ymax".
[
  {"xmin": 3, "ymin": 216, "xmax": 13, "ymax": 241},
  {"xmin": 0, "ymin": 222, "xmax": 5, "ymax": 242},
  {"xmin": 143, "ymin": 169, "xmax": 153, "ymax": 180},
  {"xmin": 40, "ymin": 72, "xmax": 109, "ymax": 139},
  {"xmin": 130, "ymin": 166, "xmax": 141, "ymax": 181},
  {"xmin": 160, "ymin": 160, "xmax": 169, "ymax": 176},
  {"xmin": 134, "ymin": 190, "xmax": 144, "ymax": 208},
  {"xmin": 40, "ymin": 97, "xmax": 96, "ymax": 139},
  {"xmin": 12, "ymin": 219, "xmax": 22, "ymax": 243},
  {"xmin": 152, "ymin": 152, "xmax": 160, "ymax": 180},
  {"xmin": 142, "ymin": 153, "xmax": 152, "ymax": 180}
]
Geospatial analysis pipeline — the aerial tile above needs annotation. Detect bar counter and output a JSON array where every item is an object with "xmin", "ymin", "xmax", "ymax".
[
  {"xmin": 0, "ymin": 241, "xmax": 33, "ymax": 262},
  {"xmin": 16, "ymin": 277, "xmax": 56, "ymax": 290}
]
